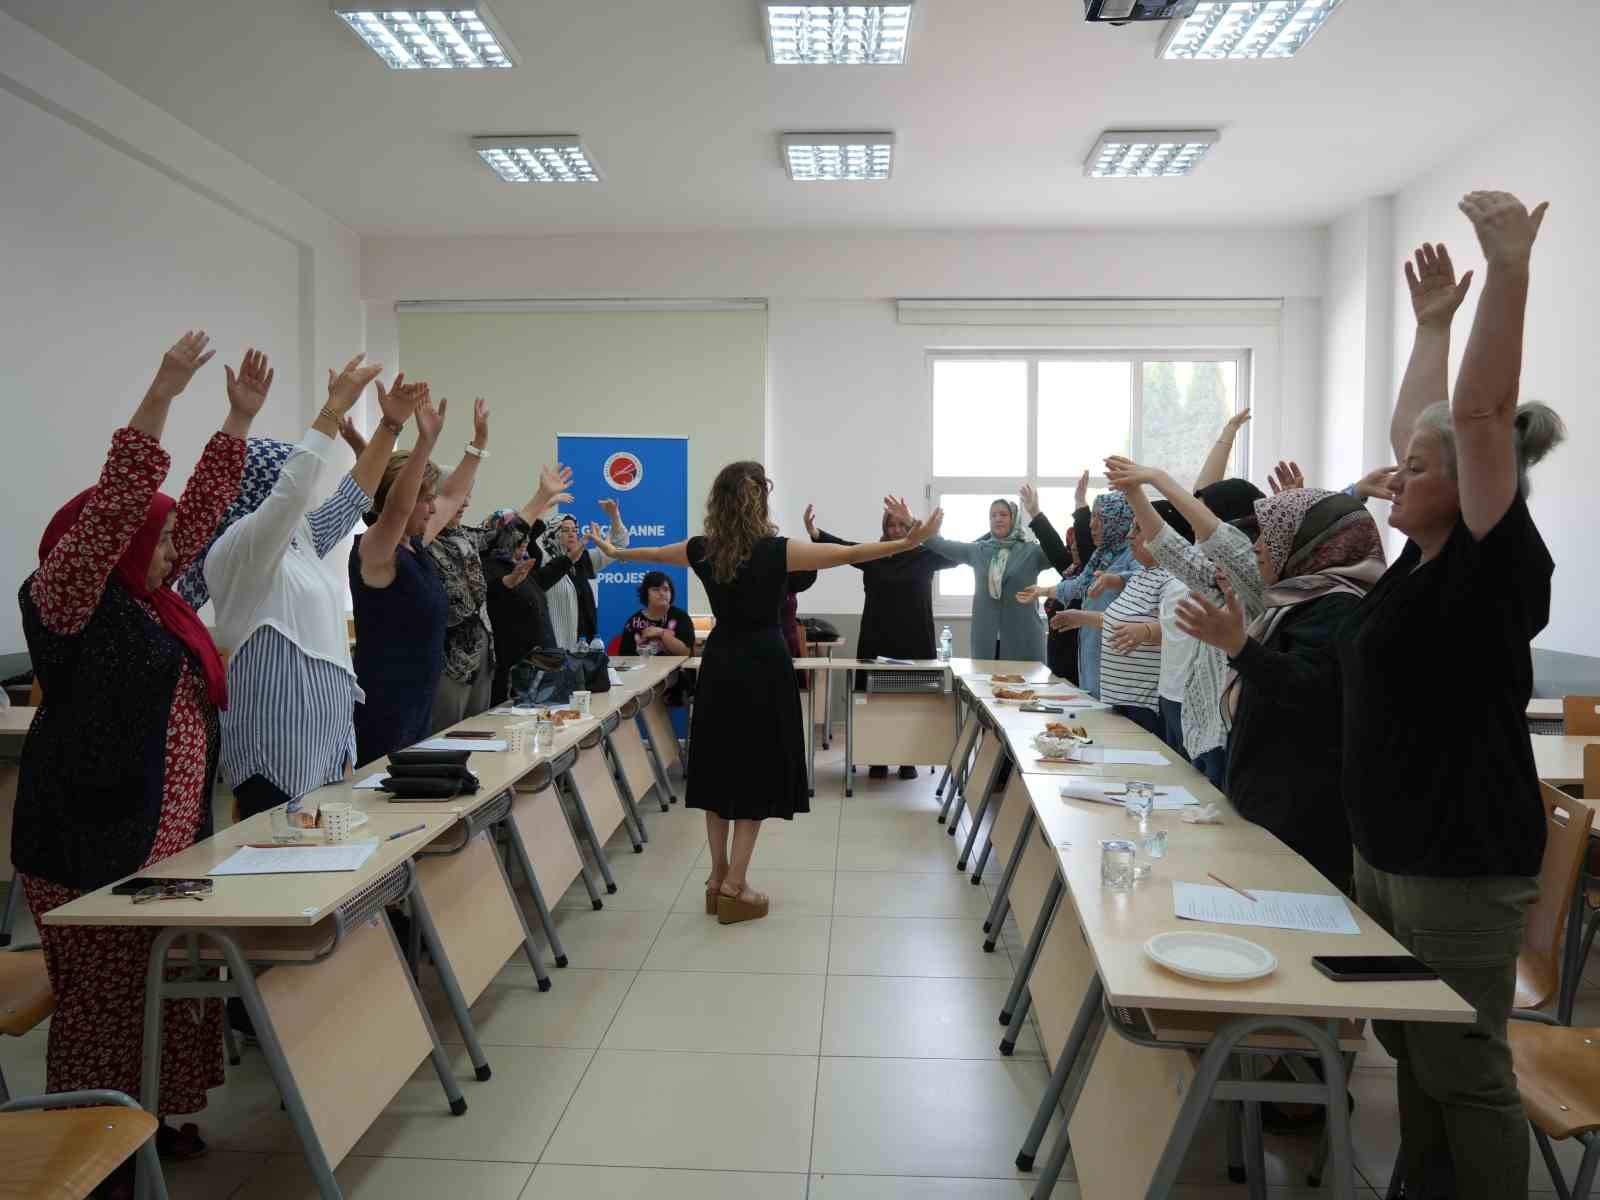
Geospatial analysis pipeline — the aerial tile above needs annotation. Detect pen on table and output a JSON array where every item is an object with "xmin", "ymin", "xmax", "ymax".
[
  {"xmin": 386, "ymin": 823, "xmax": 428, "ymax": 841},
  {"xmin": 1207, "ymin": 872, "xmax": 1258, "ymax": 903}
]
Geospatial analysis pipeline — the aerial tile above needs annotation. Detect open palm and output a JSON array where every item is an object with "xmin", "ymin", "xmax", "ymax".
[{"xmin": 1405, "ymin": 243, "xmax": 1473, "ymax": 327}]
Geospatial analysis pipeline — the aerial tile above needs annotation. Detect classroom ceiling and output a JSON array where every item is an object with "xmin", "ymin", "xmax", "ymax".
[{"xmin": 2, "ymin": 0, "xmax": 1582, "ymax": 237}]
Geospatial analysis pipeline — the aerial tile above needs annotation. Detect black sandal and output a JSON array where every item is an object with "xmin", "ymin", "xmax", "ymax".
[{"xmin": 156, "ymin": 1120, "xmax": 208, "ymax": 1160}]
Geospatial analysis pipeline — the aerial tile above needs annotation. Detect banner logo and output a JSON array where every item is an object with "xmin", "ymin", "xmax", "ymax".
[{"xmin": 603, "ymin": 451, "xmax": 643, "ymax": 492}]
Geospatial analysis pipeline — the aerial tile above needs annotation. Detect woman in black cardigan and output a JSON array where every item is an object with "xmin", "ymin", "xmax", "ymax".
[{"xmin": 480, "ymin": 506, "xmax": 576, "ymax": 704}]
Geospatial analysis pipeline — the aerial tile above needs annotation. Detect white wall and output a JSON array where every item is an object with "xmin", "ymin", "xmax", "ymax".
[
  {"xmin": 1320, "ymin": 197, "xmax": 1396, "ymax": 494},
  {"xmin": 1384, "ymin": 89, "xmax": 1600, "ymax": 657},
  {"xmin": 0, "ymin": 12, "xmax": 362, "ymax": 655},
  {"xmin": 363, "ymin": 228, "xmax": 1327, "ymax": 616}
]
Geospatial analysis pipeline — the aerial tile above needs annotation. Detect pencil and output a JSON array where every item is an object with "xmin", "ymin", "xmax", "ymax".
[{"xmin": 1207, "ymin": 872, "xmax": 1258, "ymax": 903}]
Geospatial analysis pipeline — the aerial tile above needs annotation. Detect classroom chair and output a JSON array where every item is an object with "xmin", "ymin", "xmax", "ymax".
[
  {"xmin": 0, "ymin": 1089, "xmax": 169, "ymax": 1200},
  {"xmin": 1518, "ymin": 781, "xmax": 1598, "ymax": 1024},
  {"xmin": 0, "ymin": 947, "xmax": 54, "ymax": 1103},
  {"xmin": 1567, "ymin": 695, "xmax": 1600, "ymax": 736}
]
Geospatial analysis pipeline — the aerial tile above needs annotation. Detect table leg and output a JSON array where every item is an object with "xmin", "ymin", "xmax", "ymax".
[
  {"xmin": 1017, "ymin": 973, "xmax": 1105, "ymax": 1174},
  {"xmin": 1000, "ymin": 874, "xmax": 1061, "ymax": 1026},
  {"xmin": 983, "ymin": 807, "xmax": 1034, "ymax": 949},
  {"xmin": 498, "ymin": 815, "xmax": 572, "ymax": 962},
  {"xmin": 602, "ymin": 736, "xmax": 649, "ymax": 848},
  {"xmin": 1237, "ymin": 1055, "xmax": 1268, "ymax": 1200},
  {"xmin": 957, "ymin": 754, "xmax": 1008, "ymax": 872},
  {"xmin": 807, "ymin": 666, "xmax": 817, "ymax": 798},
  {"xmin": 844, "ymin": 668, "xmax": 855, "ymax": 799},
  {"xmin": 637, "ymin": 711, "xmax": 676, "ymax": 812},
  {"xmin": 939, "ymin": 721, "xmax": 980, "ymax": 825},
  {"xmin": 822, "ymin": 649, "xmax": 834, "ymax": 749},
  {"xmin": 560, "ymin": 771, "xmax": 618, "ymax": 895},
  {"xmin": 409, "ymin": 886, "xmax": 492, "ymax": 1082}
]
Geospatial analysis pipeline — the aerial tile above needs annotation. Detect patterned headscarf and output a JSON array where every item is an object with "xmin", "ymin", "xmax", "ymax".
[
  {"xmin": 173, "ymin": 436, "xmax": 295, "ymax": 609},
  {"xmin": 1082, "ymin": 492, "xmax": 1134, "ymax": 578},
  {"xmin": 486, "ymin": 508, "xmax": 530, "ymax": 563},
  {"xmin": 978, "ymin": 499, "xmax": 1031, "ymax": 601}
]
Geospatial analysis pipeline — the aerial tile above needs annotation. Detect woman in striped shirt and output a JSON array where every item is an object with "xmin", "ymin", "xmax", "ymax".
[{"xmin": 199, "ymin": 357, "xmax": 422, "ymax": 817}]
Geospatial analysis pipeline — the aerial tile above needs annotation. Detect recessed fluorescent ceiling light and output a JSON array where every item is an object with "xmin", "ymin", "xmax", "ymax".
[
  {"xmin": 332, "ymin": 6, "xmax": 516, "ymax": 69},
  {"xmin": 1159, "ymin": 0, "xmax": 1343, "ymax": 60},
  {"xmin": 474, "ymin": 138, "xmax": 601, "ymax": 183},
  {"xmin": 1085, "ymin": 131, "xmax": 1218, "ymax": 177},
  {"xmin": 764, "ymin": 5, "xmax": 914, "ymax": 65},
  {"xmin": 782, "ymin": 134, "xmax": 895, "ymax": 181}
]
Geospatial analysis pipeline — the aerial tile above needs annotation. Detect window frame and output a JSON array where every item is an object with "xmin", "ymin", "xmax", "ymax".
[{"xmin": 927, "ymin": 348, "xmax": 1251, "ymax": 609}]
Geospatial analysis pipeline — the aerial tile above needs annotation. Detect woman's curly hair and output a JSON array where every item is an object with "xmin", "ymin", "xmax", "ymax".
[{"xmin": 702, "ymin": 460, "xmax": 777, "ymax": 584}]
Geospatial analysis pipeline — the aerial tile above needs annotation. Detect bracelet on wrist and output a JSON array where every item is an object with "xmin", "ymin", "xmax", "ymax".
[
  {"xmin": 318, "ymin": 404, "xmax": 343, "ymax": 425},
  {"xmin": 379, "ymin": 415, "xmax": 404, "ymax": 435},
  {"xmin": 464, "ymin": 442, "xmax": 489, "ymax": 459}
]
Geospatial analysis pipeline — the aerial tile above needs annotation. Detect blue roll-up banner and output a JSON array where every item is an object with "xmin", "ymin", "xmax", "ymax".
[{"xmin": 555, "ymin": 434, "xmax": 690, "ymax": 652}]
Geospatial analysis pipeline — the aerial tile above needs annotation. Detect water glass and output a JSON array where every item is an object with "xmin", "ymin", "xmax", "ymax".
[
  {"xmin": 1100, "ymin": 839, "xmax": 1137, "ymax": 890},
  {"xmin": 1124, "ymin": 780, "xmax": 1155, "ymax": 830},
  {"xmin": 533, "ymin": 718, "xmax": 555, "ymax": 753},
  {"xmin": 572, "ymin": 690, "xmax": 592, "ymax": 716},
  {"xmin": 1138, "ymin": 828, "xmax": 1169, "ymax": 860},
  {"xmin": 269, "ymin": 806, "xmax": 301, "ymax": 843}
]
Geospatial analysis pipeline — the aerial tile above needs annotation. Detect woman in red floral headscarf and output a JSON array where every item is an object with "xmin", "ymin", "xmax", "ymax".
[{"xmin": 13, "ymin": 332, "xmax": 264, "ymax": 1187}]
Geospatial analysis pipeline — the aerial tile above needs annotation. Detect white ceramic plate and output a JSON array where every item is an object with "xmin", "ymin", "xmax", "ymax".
[{"xmin": 1144, "ymin": 931, "xmax": 1277, "ymax": 983}]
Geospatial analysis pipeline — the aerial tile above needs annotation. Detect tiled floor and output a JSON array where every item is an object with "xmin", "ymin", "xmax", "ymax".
[{"xmin": 2, "ymin": 742, "xmax": 1591, "ymax": 1198}]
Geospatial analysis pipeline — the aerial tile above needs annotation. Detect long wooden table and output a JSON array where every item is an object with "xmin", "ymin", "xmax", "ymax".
[
  {"xmin": 1531, "ymin": 732, "xmax": 1600, "ymax": 788},
  {"xmin": 941, "ymin": 669, "xmax": 1474, "ymax": 1199},
  {"xmin": 40, "ymin": 657, "xmax": 688, "ymax": 1200}
]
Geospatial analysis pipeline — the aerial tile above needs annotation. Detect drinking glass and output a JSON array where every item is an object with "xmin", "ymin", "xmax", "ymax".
[
  {"xmin": 1124, "ymin": 780, "xmax": 1155, "ymax": 831},
  {"xmin": 1100, "ymin": 839, "xmax": 1136, "ymax": 890}
]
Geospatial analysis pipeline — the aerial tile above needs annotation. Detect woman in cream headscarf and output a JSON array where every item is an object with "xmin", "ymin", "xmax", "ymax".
[{"xmin": 924, "ymin": 488, "xmax": 1072, "ymax": 662}]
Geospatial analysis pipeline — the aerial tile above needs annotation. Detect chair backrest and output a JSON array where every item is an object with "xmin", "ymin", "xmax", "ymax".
[
  {"xmin": 606, "ymin": 635, "xmax": 623, "ymax": 656},
  {"xmin": 1588, "ymin": 744, "xmax": 1600, "ymax": 798},
  {"xmin": 1517, "ymin": 782, "xmax": 1596, "ymax": 1011},
  {"xmin": 25, "ymin": 680, "xmax": 40, "ymax": 707},
  {"xmin": 1564, "ymin": 695, "xmax": 1600, "ymax": 735}
]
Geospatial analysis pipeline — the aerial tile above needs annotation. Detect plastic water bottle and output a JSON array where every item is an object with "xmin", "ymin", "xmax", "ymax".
[
  {"xmin": 590, "ymin": 637, "xmax": 606, "ymax": 654},
  {"xmin": 938, "ymin": 626, "xmax": 953, "ymax": 662}
]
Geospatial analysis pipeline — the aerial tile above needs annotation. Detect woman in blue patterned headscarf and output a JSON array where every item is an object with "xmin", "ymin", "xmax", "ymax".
[{"xmin": 1045, "ymin": 492, "xmax": 1139, "ymax": 698}]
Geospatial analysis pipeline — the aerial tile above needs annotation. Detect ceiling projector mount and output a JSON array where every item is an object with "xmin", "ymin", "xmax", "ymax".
[{"xmin": 1082, "ymin": 0, "xmax": 1197, "ymax": 22}]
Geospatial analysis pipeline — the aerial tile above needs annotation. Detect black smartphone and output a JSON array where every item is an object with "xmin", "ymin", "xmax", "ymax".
[
  {"xmin": 1312, "ymin": 954, "xmax": 1438, "ymax": 983},
  {"xmin": 111, "ymin": 877, "xmax": 213, "ymax": 896},
  {"xmin": 448, "ymin": 730, "xmax": 498, "ymax": 739}
]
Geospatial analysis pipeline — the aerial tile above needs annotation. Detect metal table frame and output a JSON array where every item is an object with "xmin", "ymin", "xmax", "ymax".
[{"xmin": 134, "ymin": 861, "xmax": 466, "ymax": 1200}]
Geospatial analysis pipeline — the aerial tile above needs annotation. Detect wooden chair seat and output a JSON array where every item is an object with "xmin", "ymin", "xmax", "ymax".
[
  {"xmin": 1516, "ymin": 955, "xmax": 1560, "ymax": 1012},
  {"xmin": 0, "ymin": 1105, "xmax": 157, "ymax": 1199},
  {"xmin": 0, "ymin": 950, "xmax": 54, "ymax": 1037},
  {"xmin": 1509, "ymin": 1022, "xmax": 1600, "ymax": 1140}
]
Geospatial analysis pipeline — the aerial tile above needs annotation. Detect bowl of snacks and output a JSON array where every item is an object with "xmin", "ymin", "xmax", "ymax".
[{"xmin": 1033, "ymin": 724, "xmax": 1090, "ymax": 761}]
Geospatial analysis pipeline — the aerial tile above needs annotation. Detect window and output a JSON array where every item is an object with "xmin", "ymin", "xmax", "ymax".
[{"xmin": 928, "ymin": 351, "xmax": 1248, "ymax": 604}]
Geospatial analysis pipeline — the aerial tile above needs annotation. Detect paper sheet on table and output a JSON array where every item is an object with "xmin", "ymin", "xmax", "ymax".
[
  {"xmin": 352, "ymin": 772, "xmax": 387, "ymax": 791},
  {"xmin": 1065, "ymin": 747, "xmax": 1168, "ymax": 765},
  {"xmin": 414, "ymin": 736, "xmax": 508, "ymax": 752},
  {"xmin": 1172, "ymin": 881, "xmax": 1361, "ymax": 935},
  {"xmin": 608, "ymin": 668, "xmax": 624, "ymax": 685},
  {"xmin": 1059, "ymin": 781, "xmax": 1199, "ymax": 808},
  {"xmin": 209, "ymin": 843, "xmax": 379, "ymax": 876}
]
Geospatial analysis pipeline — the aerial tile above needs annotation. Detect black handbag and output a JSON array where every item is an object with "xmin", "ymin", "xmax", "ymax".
[
  {"xmin": 509, "ymin": 646, "xmax": 611, "ymax": 706},
  {"xmin": 800, "ymin": 616, "xmax": 840, "ymax": 642}
]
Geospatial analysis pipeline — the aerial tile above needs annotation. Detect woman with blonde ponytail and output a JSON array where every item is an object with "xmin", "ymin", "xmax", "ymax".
[{"xmin": 591, "ymin": 461, "xmax": 942, "ymax": 924}]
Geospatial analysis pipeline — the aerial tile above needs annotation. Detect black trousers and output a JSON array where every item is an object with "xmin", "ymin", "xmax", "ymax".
[{"xmin": 232, "ymin": 773, "xmax": 292, "ymax": 821}]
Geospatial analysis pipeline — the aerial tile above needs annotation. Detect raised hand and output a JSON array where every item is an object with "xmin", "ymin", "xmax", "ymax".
[
  {"xmin": 1355, "ymin": 464, "xmax": 1398, "ymax": 501},
  {"xmin": 1267, "ymin": 460, "xmax": 1305, "ymax": 495},
  {"xmin": 1015, "ymin": 585, "xmax": 1050, "ymax": 604},
  {"xmin": 803, "ymin": 503, "xmax": 819, "ymax": 539},
  {"xmin": 1459, "ymin": 191, "xmax": 1548, "ymax": 269},
  {"xmin": 472, "ymin": 397, "xmax": 490, "ymax": 448},
  {"xmin": 225, "ymin": 348, "xmax": 275, "ymax": 420},
  {"xmin": 1104, "ymin": 456, "xmax": 1160, "ymax": 490},
  {"xmin": 539, "ymin": 462, "xmax": 573, "ymax": 499},
  {"xmin": 1175, "ymin": 571, "xmax": 1247, "ymax": 657},
  {"xmin": 585, "ymin": 523, "xmax": 617, "ymax": 557},
  {"xmin": 150, "ymin": 331, "xmax": 216, "ymax": 403},
  {"xmin": 884, "ymin": 495, "xmax": 915, "ymax": 529},
  {"xmin": 1086, "ymin": 571, "xmax": 1123, "ymax": 600},
  {"xmin": 325, "ymin": 353, "xmax": 382, "ymax": 415},
  {"xmin": 505, "ymin": 556, "xmax": 538, "ymax": 588},
  {"xmin": 413, "ymin": 390, "xmax": 444, "ymax": 445},
  {"xmin": 376, "ymin": 373, "xmax": 427, "ymax": 429},
  {"xmin": 1404, "ymin": 242, "xmax": 1474, "ymax": 327},
  {"xmin": 1223, "ymin": 408, "xmax": 1252, "ymax": 434},
  {"xmin": 1049, "ymin": 609, "xmax": 1089, "ymax": 632},
  {"xmin": 904, "ymin": 507, "xmax": 943, "ymax": 546},
  {"xmin": 1019, "ymin": 483, "xmax": 1040, "ymax": 519},
  {"xmin": 338, "ymin": 417, "xmax": 368, "ymax": 456},
  {"xmin": 1074, "ymin": 469, "xmax": 1090, "ymax": 509}
]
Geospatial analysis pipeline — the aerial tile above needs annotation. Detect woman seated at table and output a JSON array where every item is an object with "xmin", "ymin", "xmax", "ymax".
[
  {"xmin": 924, "ymin": 485, "xmax": 1073, "ymax": 663},
  {"xmin": 804, "ymin": 496, "xmax": 959, "ymax": 777},
  {"xmin": 180, "ymin": 356, "xmax": 414, "ymax": 821},
  {"xmin": 349, "ymin": 391, "xmax": 447, "ymax": 764},
  {"xmin": 537, "ymin": 505, "xmax": 629, "ymax": 649},
  {"xmin": 1173, "ymin": 486, "xmax": 1386, "ymax": 894},
  {"xmin": 619, "ymin": 570, "xmax": 695, "ymax": 656},
  {"xmin": 14, "ymin": 332, "xmax": 257, "ymax": 1189}
]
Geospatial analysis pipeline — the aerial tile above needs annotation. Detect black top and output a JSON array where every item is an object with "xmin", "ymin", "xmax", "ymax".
[
  {"xmin": 1044, "ymin": 507, "xmax": 1095, "ymax": 683},
  {"xmin": 350, "ymin": 535, "xmax": 448, "ymax": 765},
  {"xmin": 1226, "ymin": 592, "xmax": 1361, "ymax": 889},
  {"xmin": 15, "ymin": 577, "xmax": 218, "ymax": 890},
  {"xmin": 482, "ymin": 519, "xmax": 569, "ymax": 706},
  {"xmin": 1340, "ymin": 495, "xmax": 1551, "ymax": 877},
  {"xmin": 684, "ymin": 535, "xmax": 807, "ymax": 821},
  {"xmin": 811, "ymin": 530, "xmax": 958, "ymax": 660},
  {"xmin": 619, "ymin": 605, "xmax": 695, "ymax": 655}
]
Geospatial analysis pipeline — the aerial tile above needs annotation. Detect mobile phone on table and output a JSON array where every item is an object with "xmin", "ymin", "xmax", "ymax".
[
  {"xmin": 1312, "ymin": 955, "xmax": 1437, "ymax": 982},
  {"xmin": 1021, "ymin": 702, "xmax": 1065, "ymax": 714},
  {"xmin": 449, "ymin": 730, "xmax": 498, "ymax": 739},
  {"xmin": 111, "ymin": 877, "xmax": 214, "ymax": 896}
]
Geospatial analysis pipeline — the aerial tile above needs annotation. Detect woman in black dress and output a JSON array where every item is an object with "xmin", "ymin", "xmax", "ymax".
[
  {"xmin": 803, "ymin": 498, "xmax": 959, "ymax": 779},
  {"xmin": 592, "ymin": 462, "xmax": 941, "ymax": 924}
]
